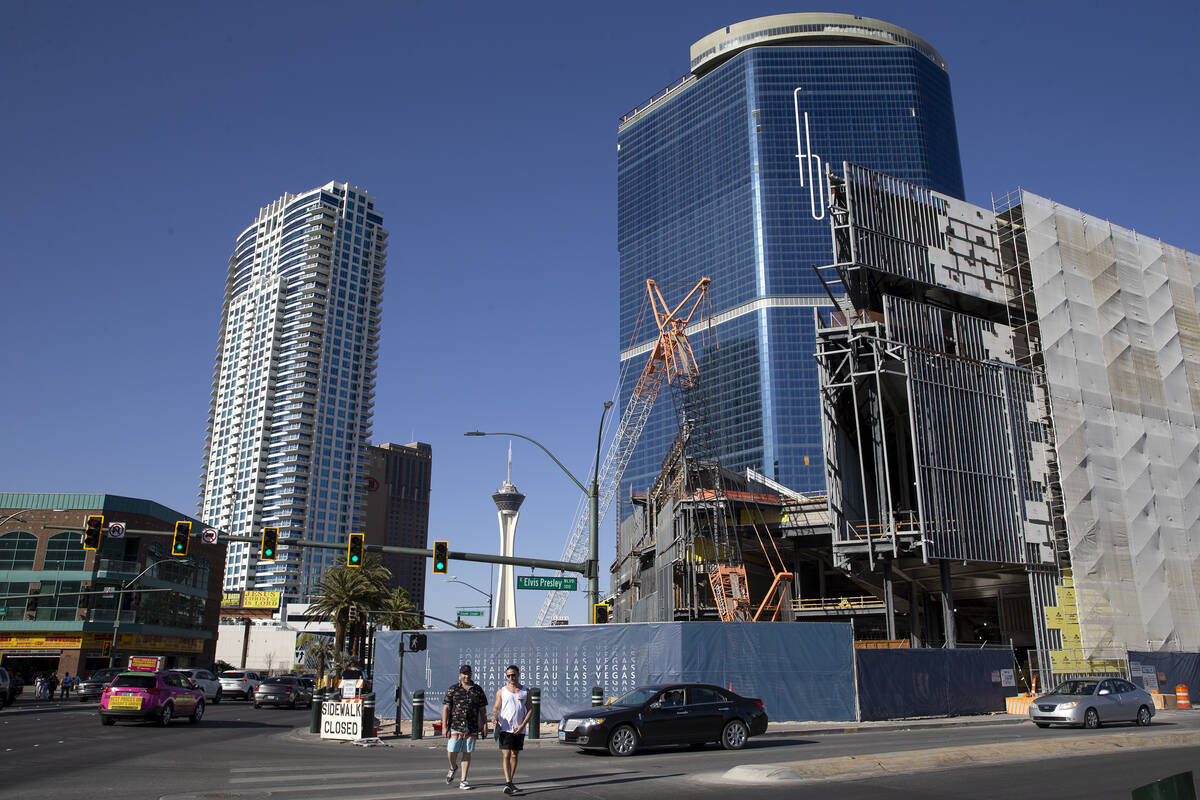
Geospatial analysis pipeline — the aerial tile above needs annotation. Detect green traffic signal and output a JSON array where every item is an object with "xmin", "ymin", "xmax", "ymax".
[
  {"xmin": 347, "ymin": 532, "xmax": 364, "ymax": 568},
  {"xmin": 260, "ymin": 527, "xmax": 279, "ymax": 562},
  {"xmin": 172, "ymin": 521, "xmax": 191, "ymax": 557},
  {"xmin": 432, "ymin": 540, "xmax": 448, "ymax": 574}
]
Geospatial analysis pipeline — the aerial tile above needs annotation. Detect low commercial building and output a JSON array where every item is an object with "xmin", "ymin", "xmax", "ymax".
[{"xmin": 0, "ymin": 493, "xmax": 225, "ymax": 680}]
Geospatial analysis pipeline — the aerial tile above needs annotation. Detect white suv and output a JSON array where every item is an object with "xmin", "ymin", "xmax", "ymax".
[
  {"xmin": 218, "ymin": 670, "xmax": 263, "ymax": 700},
  {"xmin": 173, "ymin": 669, "xmax": 223, "ymax": 703}
]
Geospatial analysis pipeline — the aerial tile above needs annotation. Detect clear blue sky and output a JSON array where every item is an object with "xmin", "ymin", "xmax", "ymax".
[{"xmin": 2, "ymin": 0, "xmax": 1197, "ymax": 627}]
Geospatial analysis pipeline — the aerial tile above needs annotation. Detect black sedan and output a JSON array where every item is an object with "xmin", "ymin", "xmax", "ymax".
[{"xmin": 557, "ymin": 683, "xmax": 768, "ymax": 756}]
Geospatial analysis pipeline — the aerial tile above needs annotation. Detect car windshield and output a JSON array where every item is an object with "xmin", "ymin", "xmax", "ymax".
[
  {"xmin": 1051, "ymin": 680, "xmax": 1099, "ymax": 695},
  {"xmin": 612, "ymin": 687, "xmax": 662, "ymax": 707},
  {"xmin": 110, "ymin": 675, "xmax": 158, "ymax": 689},
  {"xmin": 89, "ymin": 670, "xmax": 120, "ymax": 682}
]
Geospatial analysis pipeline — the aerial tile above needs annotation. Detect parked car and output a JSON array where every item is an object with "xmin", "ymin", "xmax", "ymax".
[
  {"xmin": 558, "ymin": 683, "xmax": 768, "ymax": 756},
  {"xmin": 77, "ymin": 668, "xmax": 123, "ymax": 703},
  {"xmin": 254, "ymin": 675, "xmax": 314, "ymax": 709},
  {"xmin": 171, "ymin": 669, "xmax": 223, "ymax": 703},
  {"xmin": 218, "ymin": 670, "xmax": 263, "ymax": 700},
  {"xmin": 99, "ymin": 671, "xmax": 205, "ymax": 726},
  {"xmin": 1029, "ymin": 677, "xmax": 1155, "ymax": 729},
  {"xmin": 0, "ymin": 667, "xmax": 10, "ymax": 708}
]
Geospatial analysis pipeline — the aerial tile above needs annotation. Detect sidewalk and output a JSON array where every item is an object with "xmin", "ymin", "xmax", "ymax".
[{"xmin": 1, "ymin": 693, "xmax": 94, "ymax": 715}]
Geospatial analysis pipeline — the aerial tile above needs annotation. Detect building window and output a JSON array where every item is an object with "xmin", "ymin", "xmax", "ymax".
[
  {"xmin": 42, "ymin": 532, "xmax": 87, "ymax": 570},
  {"xmin": 0, "ymin": 531, "xmax": 37, "ymax": 570}
]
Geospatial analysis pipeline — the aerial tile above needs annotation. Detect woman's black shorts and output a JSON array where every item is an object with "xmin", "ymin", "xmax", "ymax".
[{"xmin": 497, "ymin": 731, "xmax": 525, "ymax": 751}]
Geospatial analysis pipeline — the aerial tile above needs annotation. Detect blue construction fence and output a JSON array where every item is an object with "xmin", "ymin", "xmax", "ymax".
[
  {"xmin": 1128, "ymin": 651, "xmax": 1200, "ymax": 695},
  {"xmin": 373, "ymin": 622, "xmax": 1019, "ymax": 723}
]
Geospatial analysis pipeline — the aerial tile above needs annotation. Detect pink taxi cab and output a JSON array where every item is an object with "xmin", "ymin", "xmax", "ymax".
[{"xmin": 99, "ymin": 670, "xmax": 205, "ymax": 726}]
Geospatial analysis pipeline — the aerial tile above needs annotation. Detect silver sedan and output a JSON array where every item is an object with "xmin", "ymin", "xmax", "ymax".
[{"xmin": 1029, "ymin": 678, "xmax": 1155, "ymax": 729}]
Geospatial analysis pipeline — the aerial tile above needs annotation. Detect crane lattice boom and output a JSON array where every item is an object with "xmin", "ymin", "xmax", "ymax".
[{"xmin": 536, "ymin": 278, "xmax": 711, "ymax": 626}]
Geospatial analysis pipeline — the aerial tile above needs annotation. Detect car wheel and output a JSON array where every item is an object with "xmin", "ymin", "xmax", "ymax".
[
  {"xmin": 190, "ymin": 699, "xmax": 205, "ymax": 724},
  {"xmin": 213, "ymin": 690, "xmax": 221, "ymax": 705},
  {"xmin": 101, "ymin": 715, "xmax": 116, "ymax": 726},
  {"xmin": 1136, "ymin": 705, "xmax": 1152, "ymax": 727},
  {"xmin": 1035, "ymin": 722, "xmax": 1050, "ymax": 728},
  {"xmin": 159, "ymin": 702, "xmax": 173, "ymax": 727},
  {"xmin": 721, "ymin": 719, "xmax": 749, "ymax": 750},
  {"xmin": 289, "ymin": 698, "xmax": 297, "ymax": 709},
  {"xmin": 607, "ymin": 724, "xmax": 639, "ymax": 757},
  {"xmin": 1083, "ymin": 708, "xmax": 1100, "ymax": 729}
]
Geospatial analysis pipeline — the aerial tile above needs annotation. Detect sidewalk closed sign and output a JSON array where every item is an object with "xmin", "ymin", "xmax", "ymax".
[{"xmin": 321, "ymin": 699, "xmax": 363, "ymax": 741}]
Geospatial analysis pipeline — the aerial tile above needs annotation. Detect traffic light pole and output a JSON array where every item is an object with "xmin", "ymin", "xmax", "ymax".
[{"xmin": 48, "ymin": 526, "xmax": 589, "ymax": 575}]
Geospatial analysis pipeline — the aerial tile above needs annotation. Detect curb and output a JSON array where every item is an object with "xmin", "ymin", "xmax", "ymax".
[{"xmin": 715, "ymin": 730, "xmax": 1200, "ymax": 783}]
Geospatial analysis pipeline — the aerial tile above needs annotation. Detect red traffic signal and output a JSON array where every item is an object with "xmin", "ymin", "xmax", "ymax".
[
  {"xmin": 82, "ymin": 515, "xmax": 104, "ymax": 550},
  {"xmin": 171, "ymin": 521, "xmax": 191, "ymax": 557}
]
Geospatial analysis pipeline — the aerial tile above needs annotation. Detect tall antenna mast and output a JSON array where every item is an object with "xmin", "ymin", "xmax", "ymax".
[{"xmin": 507, "ymin": 440, "xmax": 513, "ymax": 485}]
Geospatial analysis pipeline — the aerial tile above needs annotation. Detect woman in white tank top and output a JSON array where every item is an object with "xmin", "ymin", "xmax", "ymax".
[{"xmin": 492, "ymin": 665, "xmax": 532, "ymax": 794}]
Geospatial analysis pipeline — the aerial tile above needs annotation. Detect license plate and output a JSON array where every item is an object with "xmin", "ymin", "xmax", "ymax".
[
  {"xmin": 558, "ymin": 731, "xmax": 566, "ymax": 740},
  {"xmin": 108, "ymin": 696, "xmax": 143, "ymax": 710}
]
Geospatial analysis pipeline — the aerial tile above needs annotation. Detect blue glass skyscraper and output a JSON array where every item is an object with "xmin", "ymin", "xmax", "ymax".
[{"xmin": 617, "ymin": 14, "xmax": 965, "ymax": 517}]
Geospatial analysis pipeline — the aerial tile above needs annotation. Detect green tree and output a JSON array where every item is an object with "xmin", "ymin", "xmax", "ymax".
[
  {"xmin": 379, "ymin": 586, "xmax": 419, "ymax": 631},
  {"xmin": 306, "ymin": 553, "xmax": 391, "ymax": 656}
]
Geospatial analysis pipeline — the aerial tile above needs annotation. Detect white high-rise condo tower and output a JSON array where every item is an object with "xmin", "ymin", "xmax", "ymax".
[
  {"xmin": 491, "ymin": 444, "xmax": 524, "ymax": 628},
  {"xmin": 198, "ymin": 181, "xmax": 386, "ymax": 603}
]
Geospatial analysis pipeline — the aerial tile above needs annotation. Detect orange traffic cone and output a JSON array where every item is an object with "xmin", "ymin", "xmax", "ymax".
[{"xmin": 1176, "ymin": 684, "xmax": 1191, "ymax": 710}]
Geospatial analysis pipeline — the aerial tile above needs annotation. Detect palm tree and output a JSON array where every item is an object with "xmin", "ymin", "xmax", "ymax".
[
  {"xmin": 378, "ymin": 586, "xmax": 419, "ymax": 631},
  {"xmin": 306, "ymin": 553, "xmax": 391, "ymax": 655},
  {"xmin": 299, "ymin": 635, "xmax": 334, "ymax": 687}
]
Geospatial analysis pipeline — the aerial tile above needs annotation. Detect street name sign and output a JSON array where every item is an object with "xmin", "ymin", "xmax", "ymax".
[
  {"xmin": 516, "ymin": 575, "xmax": 577, "ymax": 591},
  {"xmin": 457, "ymin": 610, "xmax": 484, "ymax": 616}
]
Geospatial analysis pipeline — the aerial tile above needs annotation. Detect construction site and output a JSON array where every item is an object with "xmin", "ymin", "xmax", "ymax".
[{"xmin": 568, "ymin": 161, "xmax": 1200, "ymax": 692}]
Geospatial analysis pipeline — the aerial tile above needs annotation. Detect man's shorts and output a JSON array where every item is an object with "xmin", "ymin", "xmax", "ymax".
[
  {"xmin": 447, "ymin": 730, "xmax": 478, "ymax": 753},
  {"xmin": 497, "ymin": 731, "xmax": 525, "ymax": 752}
]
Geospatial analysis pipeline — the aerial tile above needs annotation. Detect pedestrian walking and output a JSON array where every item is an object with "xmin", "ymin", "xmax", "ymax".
[
  {"xmin": 492, "ymin": 665, "xmax": 532, "ymax": 795},
  {"xmin": 47, "ymin": 673, "xmax": 59, "ymax": 700},
  {"xmin": 35, "ymin": 673, "xmax": 46, "ymax": 700},
  {"xmin": 442, "ymin": 664, "xmax": 488, "ymax": 790},
  {"xmin": 60, "ymin": 672, "xmax": 72, "ymax": 700}
]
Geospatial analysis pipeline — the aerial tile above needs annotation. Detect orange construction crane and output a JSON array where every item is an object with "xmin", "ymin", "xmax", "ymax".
[{"xmin": 536, "ymin": 277, "xmax": 713, "ymax": 625}]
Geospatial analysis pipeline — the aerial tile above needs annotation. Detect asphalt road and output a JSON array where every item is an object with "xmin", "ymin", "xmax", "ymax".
[{"xmin": 2, "ymin": 698, "xmax": 1198, "ymax": 800}]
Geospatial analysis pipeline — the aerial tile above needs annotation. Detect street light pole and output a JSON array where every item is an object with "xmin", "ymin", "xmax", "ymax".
[
  {"xmin": 465, "ymin": 399, "xmax": 614, "ymax": 621},
  {"xmin": 446, "ymin": 576, "xmax": 493, "ymax": 628}
]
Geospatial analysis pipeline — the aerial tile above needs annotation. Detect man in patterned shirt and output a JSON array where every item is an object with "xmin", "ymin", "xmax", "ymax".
[{"xmin": 442, "ymin": 664, "xmax": 488, "ymax": 790}]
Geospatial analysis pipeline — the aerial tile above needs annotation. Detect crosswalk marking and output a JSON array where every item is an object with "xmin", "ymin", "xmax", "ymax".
[{"xmin": 230, "ymin": 769, "xmax": 413, "ymax": 784}]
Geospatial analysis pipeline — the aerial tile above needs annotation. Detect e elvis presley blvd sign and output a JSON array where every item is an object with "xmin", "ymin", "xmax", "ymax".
[{"xmin": 516, "ymin": 575, "xmax": 577, "ymax": 591}]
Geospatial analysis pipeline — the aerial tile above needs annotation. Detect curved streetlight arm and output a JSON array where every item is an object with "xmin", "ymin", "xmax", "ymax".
[
  {"xmin": 446, "ymin": 577, "xmax": 492, "ymax": 601},
  {"xmin": 464, "ymin": 431, "xmax": 587, "ymax": 496}
]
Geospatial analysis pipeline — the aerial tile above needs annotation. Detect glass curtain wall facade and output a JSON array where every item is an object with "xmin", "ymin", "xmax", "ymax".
[
  {"xmin": 617, "ymin": 14, "xmax": 965, "ymax": 522},
  {"xmin": 199, "ymin": 181, "xmax": 386, "ymax": 602}
]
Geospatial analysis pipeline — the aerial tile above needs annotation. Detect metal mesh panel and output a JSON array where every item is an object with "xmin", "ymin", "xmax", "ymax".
[{"xmin": 1021, "ymin": 191, "xmax": 1200, "ymax": 653}]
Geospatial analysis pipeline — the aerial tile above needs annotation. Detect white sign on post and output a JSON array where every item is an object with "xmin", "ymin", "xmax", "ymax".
[
  {"xmin": 108, "ymin": 522, "xmax": 126, "ymax": 539},
  {"xmin": 320, "ymin": 699, "xmax": 363, "ymax": 741}
]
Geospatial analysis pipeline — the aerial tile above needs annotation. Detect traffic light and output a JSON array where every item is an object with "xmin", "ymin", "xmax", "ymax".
[
  {"xmin": 593, "ymin": 603, "xmax": 610, "ymax": 624},
  {"xmin": 260, "ymin": 526, "xmax": 279, "ymax": 562},
  {"xmin": 102, "ymin": 641, "xmax": 112, "ymax": 657},
  {"xmin": 432, "ymin": 540, "xmax": 448, "ymax": 574},
  {"xmin": 82, "ymin": 515, "xmax": 104, "ymax": 550},
  {"xmin": 408, "ymin": 632, "xmax": 427, "ymax": 652},
  {"xmin": 347, "ymin": 532, "xmax": 364, "ymax": 568},
  {"xmin": 171, "ymin": 521, "xmax": 191, "ymax": 557}
]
